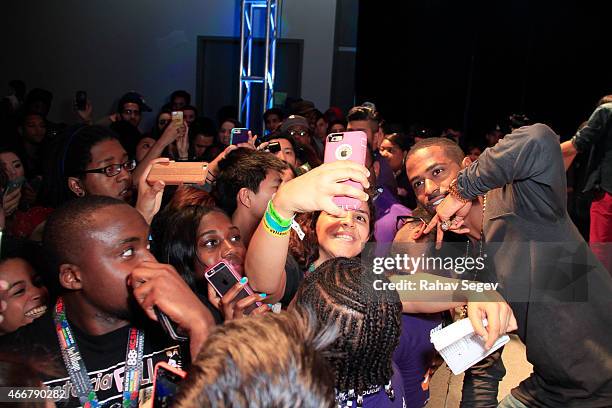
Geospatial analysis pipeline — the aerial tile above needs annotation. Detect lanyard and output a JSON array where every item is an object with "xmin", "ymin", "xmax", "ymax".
[{"xmin": 53, "ymin": 297, "xmax": 145, "ymax": 408}]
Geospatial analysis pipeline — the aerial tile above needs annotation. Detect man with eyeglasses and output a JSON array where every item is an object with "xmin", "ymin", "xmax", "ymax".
[
  {"xmin": 279, "ymin": 115, "xmax": 322, "ymax": 158},
  {"xmin": 117, "ymin": 91, "xmax": 152, "ymax": 129}
]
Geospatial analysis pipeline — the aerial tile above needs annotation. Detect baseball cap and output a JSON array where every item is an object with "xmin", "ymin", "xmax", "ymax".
[
  {"xmin": 117, "ymin": 91, "xmax": 152, "ymax": 112},
  {"xmin": 280, "ymin": 115, "xmax": 309, "ymax": 132}
]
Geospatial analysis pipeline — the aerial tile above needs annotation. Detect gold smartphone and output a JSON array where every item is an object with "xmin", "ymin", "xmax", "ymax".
[{"xmin": 171, "ymin": 111, "xmax": 184, "ymax": 125}]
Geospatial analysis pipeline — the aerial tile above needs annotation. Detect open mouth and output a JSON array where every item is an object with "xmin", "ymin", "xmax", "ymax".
[
  {"xmin": 428, "ymin": 194, "xmax": 447, "ymax": 208},
  {"xmin": 24, "ymin": 305, "xmax": 47, "ymax": 319},
  {"xmin": 333, "ymin": 232, "xmax": 356, "ymax": 242}
]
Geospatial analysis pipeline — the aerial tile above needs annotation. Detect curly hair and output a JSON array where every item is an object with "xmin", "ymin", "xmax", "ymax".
[{"xmin": 294, "ymin": 257, "xmax": 402, "ymax": 396}]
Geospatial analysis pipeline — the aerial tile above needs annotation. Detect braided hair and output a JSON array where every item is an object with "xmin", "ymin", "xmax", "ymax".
[{"xmin": 295, "ymin": 257, "xmax": 402, "ymax": 396}]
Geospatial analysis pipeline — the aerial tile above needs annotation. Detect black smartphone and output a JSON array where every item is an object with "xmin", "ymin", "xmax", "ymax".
[
  {"xmin": 74, "ymin": 90, "xmax": 87, "ymax": 111},
  {"xmin": 151, "ymin": 362, "xmax": 187, "ymax": 408},
  {"xmin": 204, "ymin": 261, "xmax": 262, "ymax": 315},
  {"xmin": 267, "ymin": 141, "xmax": 281, "ymax": 153},
  {"xmin": 155, "ymin": 307, "xmax": 188, "ymax": 342}
]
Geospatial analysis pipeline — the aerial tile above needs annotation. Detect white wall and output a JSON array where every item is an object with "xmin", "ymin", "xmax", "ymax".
[{"xmin": 0, "ymin": 0, "xmax": 336, "ymax": 126}]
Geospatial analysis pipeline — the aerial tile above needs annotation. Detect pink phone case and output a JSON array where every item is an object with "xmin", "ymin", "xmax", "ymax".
[{"xmin": 323, "ymin": 131, "xmax": 368, "ymax": 210}]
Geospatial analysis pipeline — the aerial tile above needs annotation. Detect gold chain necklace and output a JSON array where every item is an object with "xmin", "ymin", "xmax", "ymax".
[{"xmin": 458, "ymin": 193, "xmax": 487, "ymax": 319}]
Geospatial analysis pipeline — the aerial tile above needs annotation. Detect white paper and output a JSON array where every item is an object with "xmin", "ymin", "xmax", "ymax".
[{"xmin": 430, "ymin": 318, "xmax": 510, "ymax": 375}]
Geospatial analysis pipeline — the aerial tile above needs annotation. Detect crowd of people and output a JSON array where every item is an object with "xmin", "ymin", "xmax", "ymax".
[{"xmin": 0, "ymin": 82, "xmax": 610, "ymax": 408}]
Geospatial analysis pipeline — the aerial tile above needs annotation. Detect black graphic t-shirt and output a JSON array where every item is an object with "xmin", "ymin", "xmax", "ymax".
[{"xmin": 1, "ymin": 312, "xmax": 186, "ymax": 408}]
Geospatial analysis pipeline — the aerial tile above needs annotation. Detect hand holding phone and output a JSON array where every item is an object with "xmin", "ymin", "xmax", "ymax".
[
  {"xmin": 230, "ymin": 128, "xmax": 250, "ymax": 145},
  {"xmin": 155, "ymin": 307, "xmax": 188, "ymax": 342},
  {"xmin": 266, "ymin": 141, "xmax": 281, "ymax": 153},
  {"xmin": 130, "ymin": 261, "xmax": 212, "ymax": 344},
  {"xmin": 323, "ymin": 131, "xmax": 368, "ymax": 209},
  {"xmin": 147, "ymin": 161, "xmax": 207, "ymax": 185},
  {"xmin": 171, "ymin": 111, "xmax": 184, "ymax": 125},
  {"xmin": 205, "ymin": 261, "xmax": 266, "ymax": 317}
]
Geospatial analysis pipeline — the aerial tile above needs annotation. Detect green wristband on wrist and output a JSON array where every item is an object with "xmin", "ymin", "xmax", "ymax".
[{"xmin": 267, "ymin": 199, "xmax": 293, "ymax": 228}]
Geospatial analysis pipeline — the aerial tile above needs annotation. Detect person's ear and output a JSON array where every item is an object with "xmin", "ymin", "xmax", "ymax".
[
  {"xmin": 68, "ymin": 177, "xmax": 86, "ymax": 197},
  {"xmin": 461, "ymin": 156, "xmax": 473, "ymax": 169},
  {"xmin": 237, "ymin": 187, "xmax": 251, "ymax": 209},
  {"xmin": 59, "ymin": 264, "xmax": 83, "ymax": 290}
]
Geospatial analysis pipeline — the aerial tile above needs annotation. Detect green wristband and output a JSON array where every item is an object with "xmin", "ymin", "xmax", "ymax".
[{"xmin": 267, "ymin": 199, "xmax": 293, "ymax": 228}]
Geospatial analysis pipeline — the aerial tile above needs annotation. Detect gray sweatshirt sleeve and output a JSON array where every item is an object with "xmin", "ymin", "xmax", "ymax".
[{"xmin": 456, "ymin": 123, "xmax": 561, "ymax": 199}]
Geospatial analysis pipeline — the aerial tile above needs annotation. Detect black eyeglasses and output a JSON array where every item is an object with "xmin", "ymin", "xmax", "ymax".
[
  {"xmin": 81, "ymin": 160, "xmax": 137, "ymax": 177},
  {"xmin": 396, "ymin": 215, "xmax": 427, "ymax": 232},
  {"xmin": 122, "ymin": 109, "xmax": 141, "ymax": 116}
]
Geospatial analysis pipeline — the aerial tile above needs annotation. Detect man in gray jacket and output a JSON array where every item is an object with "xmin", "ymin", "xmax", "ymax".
[{"xmin": 421, "ymin": 124, "xmax": 612, "ymax": 407}]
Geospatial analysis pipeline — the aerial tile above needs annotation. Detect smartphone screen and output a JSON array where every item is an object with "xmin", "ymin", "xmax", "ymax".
[
  {"xmin": 230, "ymin": 128, "xmax": 250, "ymax": 145},
  {"xmin": 152, "ymin": 364, "xmax": 186, "ymax": 408},
  {"xmin": 204, "ymin": 261, "xmax": 260, "ymax": 314}
]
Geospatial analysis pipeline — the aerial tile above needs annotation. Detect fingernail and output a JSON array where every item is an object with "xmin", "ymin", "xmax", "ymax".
[
  {"xmin": 239, "ymin": 277, "xmax": 248, "ymax": 285},
  {"xmin": 259, "ymin": 293, "xmax": 267, "ymax": 298},
  {"xmin": 267, "ymin": 303, "xmax": 274, "ymax": 307}
]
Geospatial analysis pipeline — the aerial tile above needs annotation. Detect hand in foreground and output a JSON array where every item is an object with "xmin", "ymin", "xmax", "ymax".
[
  {"xmin": 135, "ymin": 158, "xmax": 168, "ymax": 224},
  {"xmin": 130, "ymin": 261, "xmax": 214, "ymax": 358},
  {"xmin": 423, "ymin": 193, "xmax": 472, "ymax": 249},
  {"xmin": 207, "ymin": 277, "xmax": 270, "ymax": 320},
  {"xmin": 467, "ymin": 301, "xmax": 518, "ymax": 349},
  {"xmin": 272, "ymin": 161, "xmax": 370, "ymax": 219}
]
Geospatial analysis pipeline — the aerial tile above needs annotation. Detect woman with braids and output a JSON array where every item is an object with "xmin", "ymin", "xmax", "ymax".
[
  {"xmin": 150, "ymin": 198, "xmax": 270, "ymax": 323},
  {"xmin": 245, "ymin": 161, "xmax": 517, "ymax": 404},
  {"xmin": 294, "ymin": 257, "xmax": 405, "ymax": 407}
]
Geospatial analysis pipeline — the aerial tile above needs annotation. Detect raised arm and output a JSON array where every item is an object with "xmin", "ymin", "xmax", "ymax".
[
  {"xmin": 132, "ymin": 121, "xmax": 185, "ymax": 182},
  {"xmin": 244, "ymin": 161, "xmax": 370, "ymax": 302},
  {"xmin": 457, "ymin": 123, "xmax": 562, "ymax": 199}
]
